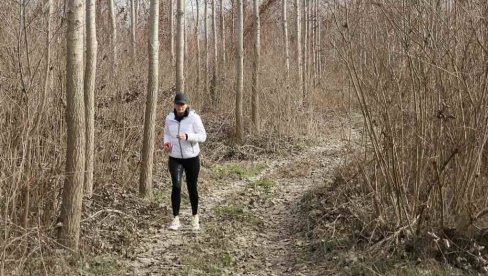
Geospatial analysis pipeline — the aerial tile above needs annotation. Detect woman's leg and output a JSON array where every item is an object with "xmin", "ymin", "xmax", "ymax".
[
  {"xmin": 183, "ymin": 156, "xmax": 201, "ymax": 215},
  {"xmin": 169, "ymin": 157, "xmax": 184, "ymax": 217}
]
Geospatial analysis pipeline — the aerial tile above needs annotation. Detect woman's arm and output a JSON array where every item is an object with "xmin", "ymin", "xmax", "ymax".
[
  {"xmin": 163, "ymin": 118, "xmax": 172, "ymax": 144},
  {"xmin": 187, "ymin": 115, "xmax": 207, "ymax": 143}
]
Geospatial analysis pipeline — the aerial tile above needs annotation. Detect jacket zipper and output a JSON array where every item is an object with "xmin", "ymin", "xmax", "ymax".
[{"xmin": 177, "ymin": 121, "xmax": 184, "ymax": 158}]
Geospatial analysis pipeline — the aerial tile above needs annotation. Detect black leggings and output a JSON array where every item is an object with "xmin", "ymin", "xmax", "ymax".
[{"xmin": 169, "ymin": 155, "xmax": 200, "ymax": 216}]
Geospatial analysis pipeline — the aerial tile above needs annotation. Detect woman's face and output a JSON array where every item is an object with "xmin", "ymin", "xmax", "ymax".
[{"xmin": 174, "ymin": 103, "xmax": 188, "ymax": 114}]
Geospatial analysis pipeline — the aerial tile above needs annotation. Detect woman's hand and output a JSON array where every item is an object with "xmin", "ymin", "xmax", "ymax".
[
  {"xmin": 163, "ymin": 142, "xmax": 172, "ymax": 153},
  {"xmin": 176, "ymin": 132, "xmax": 187, "ymax": 140}
]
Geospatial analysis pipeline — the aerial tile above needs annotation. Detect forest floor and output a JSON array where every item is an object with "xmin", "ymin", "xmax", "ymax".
[
  {"xmin": 78, "ymin": 110, "xmax": 467, "ymax": 276},
  {"xmin": 126, "ymin": 112, "xmax": 360, "ymax": 276}
]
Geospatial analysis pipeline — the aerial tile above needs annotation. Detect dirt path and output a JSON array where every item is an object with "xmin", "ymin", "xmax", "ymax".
[{"xmin": 129, "ymin": 114, "xmax": 361, "ymax": 275}]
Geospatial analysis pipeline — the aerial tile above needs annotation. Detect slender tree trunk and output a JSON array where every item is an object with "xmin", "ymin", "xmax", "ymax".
[
  {"xmin": 25, "ymin": 0, "xmax": 54, "ymax": 227},
  {"xmin": 184, "ymin": 13, "xmax": 188, "ymax": 70},
  {"xmin": 220, "ymin": 0, "xmax": 226, "ymax": 66},
  {"xmin": 311, "ymin": 0, "xmax": 316, "ymax": 86},
  {"xmin": 301, "ymin": 0, "xmax": 308, "ymax": 101},
  {"xmin": 204, "ymin": 0, "xmax": 209, "ymax": 96},
  {"xmin": 130, "ymin": 0, "xmax": 136, "ymax": 61},
  {"xmin": 231, "ymin": 0, "xmax": 235, "ymax": 40},
  {"xmin": 195, "ymin": 0, "xmax": 201, "ymax": 92},
  {"xmin": 59, "ymin": 0, "xmax": 86, "ymax": 251},
  {"xmin": 139, "ymin": 0, "xmax": 159, "ymax": 199},
  {"xmin": 295, "ymin": 0, "xmax": 303, "ymax": 97},
  {"xmin": 33, "ymin": 0, "xmax": 52, "ymax": 136},
  {"xmin": 183, "ymin": 13, "xmax": 191, "ymax": 69},
  {"xmin": 317, "ymin": 5, "xmax": 322, "ymax": 76},
  {"xmin": 176, "ymin": 0, "xmax": 185, "ymax": 92},
  {"xmin": 108, "ymin": 0, "xmax": 117, "ymax": 73},
  {"xmin": 316, "ymin": 0, "xmax": 321, "ymax": 79},
  {"xmin": 170, "ymin": 0, "xmax": 175, "ymax": 65},
  {"xmin": 282, "ymin": 0, "xmax": 290, "ymax": 79},
  {"xmin": 135, "ymin": 0, "xmax": 139, "ymax": 23},
  {"xmin": 252, "ymin": 0, "xmax": 260, "ymax": 132},
  {"xmin": 210, "ymin": 0, "xmax": 218, "ymax": 103},
  {"xmin": 84, "ymin": 0, "xmax": 97, "ymax": 198},
  {"xmin": 236, "ymin": 0, "xmax": 243, "ymax": 143}
]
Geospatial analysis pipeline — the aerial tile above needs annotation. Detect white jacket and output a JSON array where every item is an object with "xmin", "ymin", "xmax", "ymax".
[{"xmin": 163, "ymin": 109, "xmax": 207, "ymax": 159}]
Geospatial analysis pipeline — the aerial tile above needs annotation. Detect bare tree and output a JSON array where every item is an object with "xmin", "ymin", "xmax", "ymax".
[
  {"xmin": 84, "ymin": 0, "xmax": 97, "ymax": 198},
  {"xmin": 220, "ymin": 0, "xmax": 226, "ymax": 65},
  {"xmin": 282, "ymin": 0, "xmax": 290, "ymax": 79},
  {"xmin": 108, "ymin": 0, "xmax": 117, "ymax": 72},
  {"xmin": 204, "ymin": 0, "xmax": 209, "ymax": 96},
  {"xmin": 295, "ymin": 0, "xmax": 302, "ymax": 96},
  {"xmin": 170, "ymin": 0, "xmax": 175, "ymax": 65},
  {"xmin": 139, "ymin": 0, "xmax": 160, "ymax": 199},
  {"xmin": 130, "ymin": 0, "xmax": 136, "ymax": 61},
  {"xmin": 317, "ymin": 1, "xmax": 322, "ymax": 76},
  {"xmin": 252, "ymin": 0, "xmax": 260, "ymax": 132},
  {"xmin": 210, "ymin": 0, "xmax": 218, "ymax": 103},
  {"xmin": 310, "ymin": 0, "xmax": 316, "ymax": 86},
  {"xmin": 59, "ymin": 0, "xmax": 86, "ymax": 250},
  {"xmin": 176, "ymin": 0, "xmax": 185, "ymax": 91},
  {"xmin": 32, "ymin": 0, "xmax": 53, "ymax": 137},
  {"xmin": 195, "ymin": 0, "xmax": 201, "ymax": 91},
  {"xmin": 231, "ymin": 0, "xmax": 235, "ymax": 39},
  {"xmin": 301, "ymin": 0, "xmax": 308, "ymax": 101},
  {"xmin": 235, "ymin": 0, "xmax": 243, "ymax": 143}
]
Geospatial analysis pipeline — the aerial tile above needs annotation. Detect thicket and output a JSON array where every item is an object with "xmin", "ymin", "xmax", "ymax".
[
  {"xmin": 0, "ymin": 0, "xmax": 342, "ymax": 273},
  {"xmin": 326, "ymin": 0, "xmax": 488, "ymax": 271}
]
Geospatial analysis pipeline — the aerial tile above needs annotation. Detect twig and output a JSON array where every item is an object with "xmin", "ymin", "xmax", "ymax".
[{"xmin": 81, "ymin": 209, "xmax": 136, "ymax": 222}]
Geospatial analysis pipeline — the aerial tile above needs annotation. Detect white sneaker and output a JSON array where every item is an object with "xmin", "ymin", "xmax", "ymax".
[
  {"xmin": 168, "ymin": 216, "xmax": 181, "ymax": 230},
  {"xmin": 191, "ymin": 215, "xmax": 200, "ymax": 231}
]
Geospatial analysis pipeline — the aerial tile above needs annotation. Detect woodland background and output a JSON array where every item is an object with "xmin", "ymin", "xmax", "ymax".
[{"xmin": 1, "ymin": 0, "xmax": 488, "ymax": 274}]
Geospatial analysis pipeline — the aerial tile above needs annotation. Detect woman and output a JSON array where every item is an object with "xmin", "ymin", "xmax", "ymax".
[{"xmin": 163, "ymin": 92, "xmax": 207, "ymax": 231}]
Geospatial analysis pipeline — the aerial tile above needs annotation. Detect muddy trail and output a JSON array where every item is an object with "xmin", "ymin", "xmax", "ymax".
[{"xmin": 127, "ymin": 114, "xmax": 361, "ymax": 275}]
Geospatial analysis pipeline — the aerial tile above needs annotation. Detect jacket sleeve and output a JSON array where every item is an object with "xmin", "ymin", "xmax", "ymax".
[
  {"xmin": 187, "ymin": 115, "xmax": 207, "ymax": 143},
  {"xmin": 163, "ymin": 117, "xmax": 171, "ymax": 144}
]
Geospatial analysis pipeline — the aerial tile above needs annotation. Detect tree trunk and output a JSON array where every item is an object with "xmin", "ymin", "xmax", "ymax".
[
  {"xmin": 317, "ymin": 9, "xmax": 322, "ymax": 78},
  {"xmin": 220, "ymin": 0, "xmax": 226, "ymax": 66},
  {"xmin": 295, "ymin": 0, "xmax": 302, "ymax": 97},
  {"xmin": 231, "ymin": 0, "xmax": 235, "ymax": 40},
  {"xmin": 29, "ymin": 0, "xmax": 53, "ymax": 228},
  {"xmin": 59, "ymin": 0, "xmax": 86, "ymax": 251},
  {"xmin": 301, "ymin": 0, "xmax": 308, "ymax": 102},
  {"xmin": 210, "ymin": 0, "xmax": 218, "ymax": 104},
  {"xmin": 135, "ymin": 0, "xmax": 139, "ymax": 23},
  {"xmin": 184, "ymin": 13, "xmax": 188, "ymax": 70},
  {"xmin": 176, "ymin": 0, "xmax": 185, "ymax": 92},
  {"xmin": 195, "ymin": 0, "xmax": 201, "ymax": 92},
  {"xmin": 33, "ymin": 0, "xmax": 52, "ymax": 134},
  {"xmin": 130, "ymin": 0, "xmax": 136, "ymax": 61},
  {"xmin": 252, "ymin": 0, "xmax": 260, "ymax": 132},
  {"xmin": 139, "ymin": 0, "xmax": 160, "ymax": 199},
  {"xmin": 204, "ymin": 0, "xmax": 209, "ymax": 96},
  {"xmin": 235, "ymin": 0, "xmax": 243, "ymax": 143},
  {"xmin": 282, "ymin": 0, "xmax": 290, "ymax": 79},
  {"xmin": 84, "ymin": 0, "xmax": 97, "ymax": 198},
  {"xmin": 108, "ymin": 0, "xmax": 117, "ymax": 73},
  {"xmin": 310, "ymin": 0, "xmax": 315, "ymax": 87},
  {"xmin": 170, "ymin": 0, "xmax": 175, "ymax": 65},
  {"xmin": 315, "ymin": 0, "xmax": 320, "ymax": 80}
]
